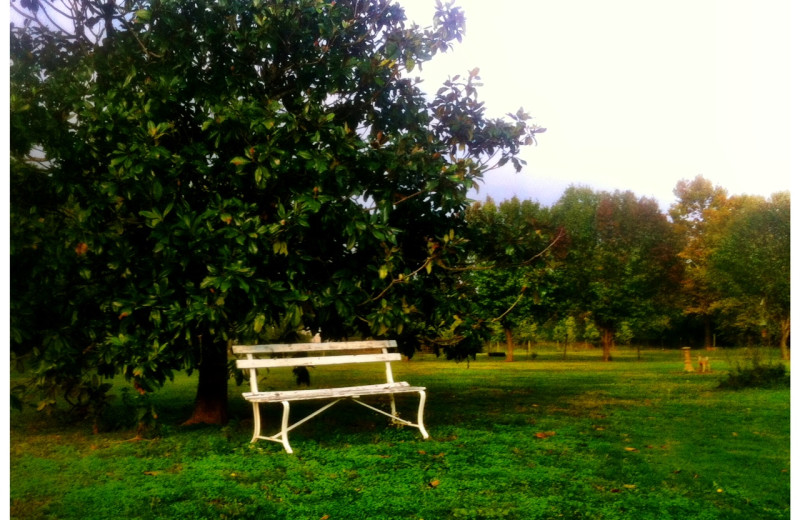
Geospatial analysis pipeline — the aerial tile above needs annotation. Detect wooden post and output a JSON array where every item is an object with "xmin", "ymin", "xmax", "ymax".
[{"xmin": 682, "ymin": 347, "xmax": 694, "ymax": 372}]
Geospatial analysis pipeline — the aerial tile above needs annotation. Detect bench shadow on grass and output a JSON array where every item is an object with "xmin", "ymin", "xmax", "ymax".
[
  {"xmin": 87, "ymin": 349, "xmax": 690, "ymax": 447},
  {"xmin": 208, "ymin": 375, "xmax": 600, "ymax": 450}
]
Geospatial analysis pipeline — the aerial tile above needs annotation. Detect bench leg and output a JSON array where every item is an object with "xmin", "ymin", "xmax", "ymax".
[
  {"xmin": 389, "ymin": 393, "xmax": 399, "ymax": 424},
  {"xmin": 417, "ymin": 390, "xmax": 430, "ymax": 439},
  {"xmin": 251, "ymin": 402, "xmax": 261, "ymax": 443},
  {"xmin": 279, "ymin": 400, "xmax": 293, "ymax": 454}
]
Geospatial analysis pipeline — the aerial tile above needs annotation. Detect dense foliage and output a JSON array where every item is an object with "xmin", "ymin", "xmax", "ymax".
[
  {"xmin": 10, "ymin": 0, "xmax": 543, "ymax": 423},
  {"xmin": 466, "ymin": 178, "xmax": 789, "ymax": 361},
  {"xmin": 463, "ymin": 197, "xmax": 563, "ymax": 360}
]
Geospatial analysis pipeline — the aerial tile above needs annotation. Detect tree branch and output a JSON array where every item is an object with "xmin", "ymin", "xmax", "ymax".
[
  {"xmin": 361, "ymin": 255, "xmax": 433, "ymax": 304},
  {"xmin": 492, "ymin": 290, "xmax": 525, "ymax": 323},
  {"xmin": 520, "ymin": 227, "xmax": 564, "ymax": 265}
]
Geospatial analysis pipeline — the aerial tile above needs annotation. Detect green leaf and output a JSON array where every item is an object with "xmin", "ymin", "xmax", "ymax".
[
  {"xmin": 109, "ymin": 155, "xmax": 127, "ymax": 168},
  {"xmin": 273, "ymin": 241, "xmax": 288, "ymax": 256},
  {"xmin": 152, "ymin": 179, "xmax": 163, "ymax": 200},
  {"xmin": 289, "ymin": 306, "xmax": 302, "ymax": 328},
  {"xmin": 253, "ymin": 313, "xmax": 266, "ymax": 333},
  {"xmin": 255, "ymin": 166, "xmax": 269, "ymax": 185},
  {"xmin": 135, "ymin": 9, "xmax": 151, "ymax": 21},
  {"xmin": 231, "ymin": 157, "xmax": 251, "ymax": 167},
  {"xmin": 123, "ymin": 67, "xmax": 136, "ymax": 87}
]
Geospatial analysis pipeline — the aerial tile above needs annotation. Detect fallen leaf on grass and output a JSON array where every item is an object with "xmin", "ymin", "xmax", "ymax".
[
  {"xmin": 535, "ymin": 431, "xmax": 556, "ymax": 439},
  {"xmin": 320, "ymin": 515, "xmax": 330, "ymax": 520},
  {"xmin": 624, "ymin": 447, "xmax": 638, "ymax": 452},
  {"xmin": 429, "ymin": 479, "xmax": 440, "ymax": 488},
  {"xmin": 623, "ymin": 484, "xmax": 636, "ymax": 490},
  {"xmin": 143, "ymin": 471, "xmax": 160, "ymax": 476}
]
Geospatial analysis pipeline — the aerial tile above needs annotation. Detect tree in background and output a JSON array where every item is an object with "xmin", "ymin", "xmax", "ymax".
[
  {"xmin": 708, "ymin": 193, "xmax": 790, "ymax": 359},
  {"xmin": 10, "ymin": 0, "xmax": 544, "ymax": 424},
  {"xmin": 552, "ymin": 188, "xmax": 682, "ymax": 361},
  {"xmin": 552, "ymin": 316, "xmax": 577, "ymax": 359},
  {"xmin": 464, "ymin": 197, "xmax": 562, "ymax": 361},
  {"xmin": 669, "ymin": 175, "xmax": 729, "ymax": 348},
  {"xmin": 589, "ymin": 191, "xmax": 682, "ymax": 360}
]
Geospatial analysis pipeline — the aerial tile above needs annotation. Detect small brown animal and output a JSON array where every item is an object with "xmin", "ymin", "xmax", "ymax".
[{"xmin": 698, "ymin": 356, "xmax": 711, "ymax": 373}]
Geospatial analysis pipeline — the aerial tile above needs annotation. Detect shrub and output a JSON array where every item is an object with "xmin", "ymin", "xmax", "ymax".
[{"xmin": 717, "ymin": 357, "xmax": 790, "ymax": 390}]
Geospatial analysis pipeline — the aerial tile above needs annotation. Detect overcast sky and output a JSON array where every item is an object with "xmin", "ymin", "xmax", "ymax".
[{"xmin": 398, "ymin": 0, "xmax": 795, "ymax": 209}]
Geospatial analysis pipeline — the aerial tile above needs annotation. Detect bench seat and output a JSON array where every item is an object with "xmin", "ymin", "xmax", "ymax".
[{"xmin": 242, "ymin": 382, "xmax": 426, "ymax": 403}]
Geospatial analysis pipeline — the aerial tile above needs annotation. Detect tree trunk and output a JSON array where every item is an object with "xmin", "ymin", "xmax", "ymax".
[
  {"xmin": 505, "ymin": 327, "xmax": 514, "ymax": 362},
  {"xmin": 601, "ymin": 328, "xmax": 613, "ymax": 362},
  {"xmin": 703, "ymin": 316, "xmax": 713, "ymax": 349},
  {"xmin": 780, "ymin": 317, "xmax": 790, "ymax": 360},
  {"xmin": 183, "ymin": 334, "xmax": 229, "ymax": 425}
]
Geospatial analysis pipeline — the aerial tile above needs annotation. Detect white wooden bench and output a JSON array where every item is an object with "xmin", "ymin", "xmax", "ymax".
[{"xmin": 233, "ymin": 340, "xmax": 429, "ymax": 453}]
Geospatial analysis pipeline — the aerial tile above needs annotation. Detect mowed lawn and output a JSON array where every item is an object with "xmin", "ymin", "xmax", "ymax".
[{"xmin": 10, "ymin": 347, "xmax": 790, "ymax": 519}]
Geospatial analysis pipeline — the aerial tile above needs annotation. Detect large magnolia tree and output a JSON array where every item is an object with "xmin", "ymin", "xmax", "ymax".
[{"xmin": 10, "ymin": 0, "xmax": 544, "ymax": 424}]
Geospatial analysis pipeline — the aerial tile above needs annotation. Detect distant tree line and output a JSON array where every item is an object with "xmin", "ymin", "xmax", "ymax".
[{"xmin": 463, "ymin": 176, "xmax": 790, "ymax": 361}]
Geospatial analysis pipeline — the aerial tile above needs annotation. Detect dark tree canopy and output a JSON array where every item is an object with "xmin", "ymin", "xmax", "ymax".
[{"xmin": 10, "ymin": 0, "xmax": 544, "ymax": 423}]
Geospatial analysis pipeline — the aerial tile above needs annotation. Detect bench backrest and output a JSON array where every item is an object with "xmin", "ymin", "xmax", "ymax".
[{"xmin": 233, "ymin": 340, "xmax": 400, "ymax": 394}]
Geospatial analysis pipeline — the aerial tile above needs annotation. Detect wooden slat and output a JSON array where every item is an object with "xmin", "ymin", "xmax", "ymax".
[
  {"xmin": 242, "ymin": 382, "xmax": 425, "ymax": 403},
  {"xmin": 236, "ymin": 353, "xmax": 401, "ymax": 369},
  {"xmin": 233, "ymin": 340, "xmax": 396, "ymax": 354}
]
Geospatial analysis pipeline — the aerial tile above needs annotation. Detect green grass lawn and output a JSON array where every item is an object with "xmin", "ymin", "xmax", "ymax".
[{"xmin": 10, "ymin": 347, "xmax": 790, "ymax": 519}]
